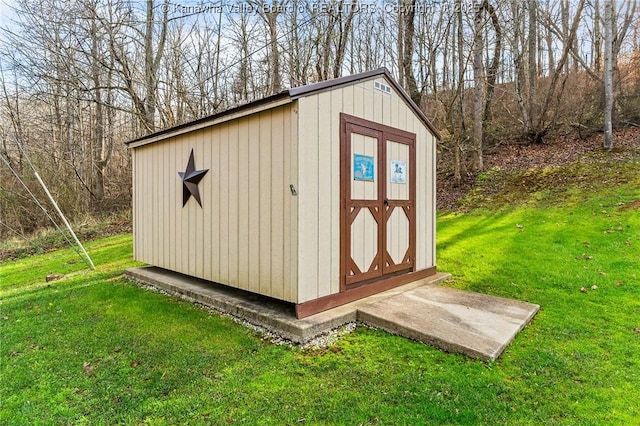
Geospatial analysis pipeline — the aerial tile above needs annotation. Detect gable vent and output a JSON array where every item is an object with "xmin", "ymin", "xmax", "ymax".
[{"xmin": 374, "ymin": 80, "xmax": 391, "ymax": 94}]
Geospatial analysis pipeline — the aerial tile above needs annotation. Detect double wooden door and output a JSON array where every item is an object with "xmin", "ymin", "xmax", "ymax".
[{"xmin": 340, "ymin": 113, "xmax": 416, "ymax": 290}]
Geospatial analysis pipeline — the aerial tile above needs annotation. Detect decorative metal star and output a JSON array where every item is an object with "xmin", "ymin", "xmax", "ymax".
[{"xmin": 178, "ymin": 148, "xmax": 209, "ymax": 207}]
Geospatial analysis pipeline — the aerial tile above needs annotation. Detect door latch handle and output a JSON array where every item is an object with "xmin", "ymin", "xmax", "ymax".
[{"xmin": 384, "ymin": 198, "xmax": 389, "ymax": 206}]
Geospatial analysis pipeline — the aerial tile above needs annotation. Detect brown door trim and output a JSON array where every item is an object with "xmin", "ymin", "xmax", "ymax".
[
  {"xmin": 340, "ymin": 113, "xmax": 417, "ymax": 293},
  {"xmin": 382, "ymin": 131, "xmax": 416, "ymax": 275}
]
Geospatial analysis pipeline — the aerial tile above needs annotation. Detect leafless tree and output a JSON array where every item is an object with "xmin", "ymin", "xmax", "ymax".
[
  {"xmin": 603, "ymin": 0, "xmax": 614, "ymax": 149},
  {"xmin": 472, "ymin": 0, "xmax": 486, "ymax": 171},
  {"xmin": 399, "ymin": 0, "xmax": 421, "ymax": 104},
  {"xmin": 249, "ymin": 1, "xmax": 284, "ymax": 94},
  {"xmin": 101, "ymin": 0, "xmax": 169, "ymax": 133},
  {"xmin": 2, "ymin": 0, "xmax": 640, "ymax": 237},
  {"xmin": 311, "ymin": 0, "xmax": 358, "ymax": 80}
]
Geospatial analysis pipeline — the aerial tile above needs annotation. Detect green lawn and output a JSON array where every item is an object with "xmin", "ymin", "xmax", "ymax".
[{"xmin": 2, "ymin": 176, "xmax": 640, "ymax": 424}]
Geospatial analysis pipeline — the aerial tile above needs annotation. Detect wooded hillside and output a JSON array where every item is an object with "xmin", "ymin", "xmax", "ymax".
[{"xmin": 1, "ymin": 0, "xmax": 639, "ymax": 238}]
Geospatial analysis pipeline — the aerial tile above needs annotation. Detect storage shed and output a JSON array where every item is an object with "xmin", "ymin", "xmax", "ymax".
[{"xmin": 126, "ymin": 68, "xmax": 441, "ymax": 318}]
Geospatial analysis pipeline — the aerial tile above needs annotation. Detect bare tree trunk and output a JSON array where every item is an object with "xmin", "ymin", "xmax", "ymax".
[
  {"xmin": 90, "ymin": 16, "xmax": 104, "ymax": 205},
  {"xmin": 333, "ymin": 0, "xmax": 357, "ymax": 78},
  {"xmin": 527, "ymin": 0, "xmax": 538, "ymax": 135},
  {"xmin": 315, "ymin": 7, "xmax": 335, "ymax": 80},
  {"xmin": 603, "ymin": 0, "xmax": 614, "ymax": 149},
  {"xmin": 251, "ymin": 1, "xmax": 283, "ymax": 94},
  {"xmin": 267, "ymin": 9, "xmax": 282, "ymax": 94},
  {"xmin": 545, "ymin": 15, "xmax": 555, "ymax": 74},
  {"xmin": 611, "ymin": 1, "xmax": 638, "ymax": 125},
  {"xmin": 230, "ymin": 10, "xmax": 252, "ymax": 102},
  {"xmin": 512, "ymin": 1, "xmax": 530, "ymax": 136},
  {"xmin": 142, "ymin": 0, "xmax": 168, "ymax": 132},
  {"xmin": 102, "ymin": 0, "xmax": 168, "ymax": 134},
  {"xmin": 400, "ymin": 0, "xmax": 421, "ymax": 105},
  {"xmin": 454, "ymin": 0, "xmax": 466, "ymax": 185},
  {"xmin": 443, "ymin": 23, "xmax": 450, "ymax": 91},
  {"xmin": 537, "ymin": 0, "xmax": 585, "ymax": 131},
  {"xmin": 594, "ymin": 0, "xmax": 601, "ymax": 72},
  {"xmin": 484, "ymin": 0, "xmax": 501, "ymax": 122},
  {"xmin": 561, "ymin": 0, "xmax": 570, "ymax": 73},
  {"xmin": 214, "ymin": 8, "xmax": 223, "ymax": 108},
  {"xmin": 397, "ymin": 6, "xmax": 404, "ymax": 86},
  {"xmin": 284, "ymin": 0, "xmax": 311, "ymax": 86},
  {"xmin": 143, "ymin": 0, "xmax": 156, "ymax": 131},
  {"xmin": 312, "ymin": 1, "xmax": 358, "ymax": 81},
  {"xmin": 472, "ymin": 0, "xmax": 485, "ymax": 171}
]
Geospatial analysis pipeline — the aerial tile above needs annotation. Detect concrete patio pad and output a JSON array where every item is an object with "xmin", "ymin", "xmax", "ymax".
[
  {"xmin": 358, "ymin": 285, "xmax": 540, "ymax": 361},
  {"xmin": 124, "ymin": 266, "xmax": 538, "ymax": 360}
]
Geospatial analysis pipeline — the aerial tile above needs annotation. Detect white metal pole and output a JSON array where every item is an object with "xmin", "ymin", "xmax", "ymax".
[{"xmin": 33, "ymin": 171, "xmax": 96, "ymax": 270}]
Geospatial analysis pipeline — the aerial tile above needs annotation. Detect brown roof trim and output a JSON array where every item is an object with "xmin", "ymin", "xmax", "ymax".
[{"xmin": 126, "ymin": 68, "xmax": 440, "ymax": 147}]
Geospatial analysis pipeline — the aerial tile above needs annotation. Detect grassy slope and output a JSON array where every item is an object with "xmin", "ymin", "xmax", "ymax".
[{"xmin": 1, "ymin": 161, "xmax": 639, "ymax": 425}]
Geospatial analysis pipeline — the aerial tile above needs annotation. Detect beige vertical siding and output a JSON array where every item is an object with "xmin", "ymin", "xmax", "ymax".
[
  {"xmin": 296, "ymin": 96, "xmax": 319, "ymax": 302},
  {"xmin": 285, "ymin": 104, "xmax": 299, "ymax": 303},
  {"xmin": 236, "ymin": 117, "xmax": 249, "ymax": 291},
  {"xmin": 296, "ymin": 76, "xmax": 436, "ymax": 303},
  {"xmin": 131, "ymin": 149, "xmax": 138, "ymax": 260},
  {"xmin": 132, "ymin": 103, "xmax": 298, "ymax": 302}
]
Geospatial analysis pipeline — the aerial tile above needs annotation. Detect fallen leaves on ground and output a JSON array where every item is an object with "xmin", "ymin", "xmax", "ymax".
[
  {"xmin": 437, "ymin": 127, "xmax": 640, "ymax": 210},
  {"xmin": 83, "ymin": 362, "xmax": 95, "ymax": 377}
]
